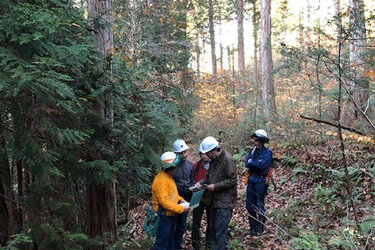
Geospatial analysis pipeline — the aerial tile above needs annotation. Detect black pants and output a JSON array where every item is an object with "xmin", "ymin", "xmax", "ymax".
[{"xmin": 192, "ymin": 203, "xmax": 214, "ymax": 250}]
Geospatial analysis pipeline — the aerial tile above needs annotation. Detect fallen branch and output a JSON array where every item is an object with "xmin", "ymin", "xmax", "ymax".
[
  {"xmin": 300, "ymin": 115, "xmax": 367, "ymax": 136},
  {"xmin": 359, "ymin": 167, "xmax": 375, "ymax": 179},
  {"xmin": 131, "ymin": 238, "xmax": 141, "ymax": 248},
  {"xmin": 248, "ymin": 213, "xmax": 295, "ymax": 250}
]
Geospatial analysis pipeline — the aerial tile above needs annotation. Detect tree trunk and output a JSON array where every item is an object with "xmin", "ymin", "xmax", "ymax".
[
  {"xmin": 232, "ymin": 46, "xmax": 235, "ymax": 76},
  {"xmin": 0, "ymin": 178, "xmax": 8, "ymax": 246},
  {"xmin": 218, "ymin": 6, "xmax": 223, "ymax": 73},
  {"xmin": 227, "ymin": 46, "xmax": 231, "ymax": 74},
  {"xmin": 237, "ymin": 0, "xmax": 245, "ymax": 74},
  {"xmin": 87, "ymin": 0, "xmax": 117, "ymax": 245},
  {"xmin": 0, "ymin": 137, "xmax": 9, "ymax": 246},
  {"xmin": 347, "ymin": 0, "xmax": 369, "ymax": 123},
  {"xmin": 87, "ymin": 182, "xmax": 117, "ymax": 239},
  {"xmin": 298, "ymin": 10, "xmax": 304, "ymax": 48},
  {"xmin": 334, "ymin": 0, "xmax": 342, "ymax": 61},
  {"xmin": 306, "ymin": 0, "xmax": 312, "ymax": 44},
  {"xmin": 260, "ymin": 0, "xmax": 276, "ymax": 121},
  {"xmin": 219, "ymin": 43, "xmax": 223, "ymax": 73},
  {"xmin": 16, "ymin": 161, "xmax": 24, "ymax": 230},
  {"xmin": 195, "ymin": 31, "xmax": 201, "ymax": 77},
  {"xmin": 335, "ymin": 0, "xmax": 347, "ymax": 123},
  {"xmin": 252, "ymin": 0, "xmax": 259, "ymax": 128},
  {"xmin": 208, "ymin": 0, "xmax": 217, "ymax": 77},
  {"xmin": 337, "ymin": 39, "xmax": 360, "ymax": 228},
  {"xmin": 0, "ymin": 150, "xmax": 14, "ymax": 244},
  {"xmin": 316, "ymin": 0, "xmax": 322, "ymax": 121}
]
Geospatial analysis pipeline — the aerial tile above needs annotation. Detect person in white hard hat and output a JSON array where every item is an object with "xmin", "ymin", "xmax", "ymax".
[
  {"xmin": 244, "ymin": 129, "xmax": 273, "ymax": 237},
  {"xmin": 152, "ymin": 152, "xmax": 190, "ymax": 250},
  {"xmin": 171, "ymin": 139, "xmax": 194, "ymax": 250},
  {"xmin": 195, "ymin": 136, "xmax": 237, "ymax": 250}
]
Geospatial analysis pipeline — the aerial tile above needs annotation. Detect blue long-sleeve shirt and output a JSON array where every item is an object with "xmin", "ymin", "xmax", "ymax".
[
  {"xmin": 172, "ymin": 160, "xmax": 194, "ymax": 200},
  {"xmin": 244, "ymin": 146, "xmax": 272, "ymax": 176}
]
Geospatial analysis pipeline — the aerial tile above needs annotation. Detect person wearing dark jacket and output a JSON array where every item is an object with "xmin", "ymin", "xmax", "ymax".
[
  {"xmin": 244, "ymin": 129, "xmax": 272, "ymax": 236},
  {"xmin": 191, "ymin": 147, "xmax": 214, "ymax": 250},
  {"xmin": 172, "ymin": 139, "xmax": 194, "ymax": 249},
  {"xmin": 195, "ymin": 136, "xmax": 237, "ymax": 250}
]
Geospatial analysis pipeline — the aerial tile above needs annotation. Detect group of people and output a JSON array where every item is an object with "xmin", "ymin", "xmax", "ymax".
[{"xmin": 151, "ymin": 130, "xmax": 273, "ymax": 250}]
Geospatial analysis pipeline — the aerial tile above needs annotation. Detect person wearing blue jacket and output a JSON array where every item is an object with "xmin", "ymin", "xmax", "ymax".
[
  {"xmin": 172, "ymin": 139, "xmax": 194, "ymax": 249},
  {"xmin": 244, "ymin": 129, "xmax": 272, "ymax": 236}
]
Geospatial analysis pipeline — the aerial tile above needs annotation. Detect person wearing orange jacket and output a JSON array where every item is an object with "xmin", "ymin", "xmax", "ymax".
[{"xmin": 152, "ymin": 152, "xmax": 190, "ymax": 250}]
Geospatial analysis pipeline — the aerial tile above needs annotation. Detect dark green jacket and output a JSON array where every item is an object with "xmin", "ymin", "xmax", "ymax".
[{"xmin": 201, "ymin": 150, "xmax": 237, "ymax": 209}]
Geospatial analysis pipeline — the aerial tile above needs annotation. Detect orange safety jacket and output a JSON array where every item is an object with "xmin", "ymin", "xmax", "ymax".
[{"xmin": 152, "ymin": 170, "xmax": 185, "ymax": 216}]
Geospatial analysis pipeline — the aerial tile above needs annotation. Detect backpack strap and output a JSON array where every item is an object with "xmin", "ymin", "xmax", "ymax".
[{"xmin": 194, "ymin": 160, "xmax": 202, "ymax": 177}]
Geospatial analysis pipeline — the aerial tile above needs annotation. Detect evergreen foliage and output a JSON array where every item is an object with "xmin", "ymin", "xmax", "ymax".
[{"xmin": 0, "ymin": 0, "xmax": 195, "ymax": 247}]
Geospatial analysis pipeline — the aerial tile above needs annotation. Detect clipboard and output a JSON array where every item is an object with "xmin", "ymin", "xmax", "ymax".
[{"xmin": 189, "ymin": 188, "xmax": 206, "ymax": 209}]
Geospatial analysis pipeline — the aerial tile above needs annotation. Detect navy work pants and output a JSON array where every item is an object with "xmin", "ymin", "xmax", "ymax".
[
  {"xmin": 174, "ymin": 211, "xmax": 188, "ymax": 249},
  {"xmin": 154, "ymin": 214, "xmax": 176, "ymax": 250},
  {"xmin": 246, "ymin": 176, "xmax": 266, "ymax": 234}
]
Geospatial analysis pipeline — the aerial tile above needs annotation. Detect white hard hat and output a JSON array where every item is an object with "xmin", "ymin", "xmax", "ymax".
[
  {"xmin": 198, "ymin": 143, "xmax": 203, "ymax": 153},
  {"xmin": 199, "ymin": 136, "xmax": 219, "ymax": 154},
  {"xmin": 160, "ymin": 151, "xmax": 180, "ymax": 169},
  {"xmin": 173, "ymin": 139, "xmax": 189, "ymax": 153},
  {"xmin": 252, "ymin": 129, "xmax": 269, "ymax": 142}
]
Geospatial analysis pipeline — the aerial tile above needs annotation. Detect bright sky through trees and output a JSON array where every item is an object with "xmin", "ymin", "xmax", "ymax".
[{"xmin": 192, "ymin": 0, "xmax": 375, "ymax": 73}]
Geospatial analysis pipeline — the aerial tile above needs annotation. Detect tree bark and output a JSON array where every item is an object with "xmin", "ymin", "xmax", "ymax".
[
  {"xmin": 232, "ymin": 46, "xmax": 235, "ymax": 76},
  {"xmin": 260, "ymin": 0, "xmax": 276, "ymax": 121},
  {"xmin": 237, "ymin": 0, "xmax": 245, "ymax": 74},
  {"xmin": 337, "ymin": 40, "xmax": 360, "ymax": 228},
  {"xmin": 218, "ymin": 6, "xmax": 223, "ymax": 73},
  {"xmin": 208, "ymin": 0, "xmax": 217, "ymax": 77},
  {"xmin": 347, "ymin": 0, "xmax": 369, "ymax": 123},
  {"xmin": 227, "ymin": 46, "xmax": 231, "ymax": 75},
  {"xmin": 316, "ymin": 0, "xmax": 322, "ymax": 121},
  {"xmin": 16, "ymin": 161, "xmax": 24, "ymax": 230},
  {"xmin": 195, "ymin": 31, "xmax": 201, "ymax": 77},
  {"xmin": 252, "ymin": 0, "xmax": 259, "ymax": 128},
  {"xmin": 87, "ymin": 182, "xmax": 117, "ymax": 239},
  {"xmin": 0, "ymin": 136, "xmax": 9, "ymax": 246},
  {"xmin": 87, "ymin": 0, "xmax": 117, "ymax": 245}
]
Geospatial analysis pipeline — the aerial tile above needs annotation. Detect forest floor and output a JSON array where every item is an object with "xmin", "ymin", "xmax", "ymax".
[{"xmin": 125, "ymin": 140, "xmax": 375, "ymax": 249}]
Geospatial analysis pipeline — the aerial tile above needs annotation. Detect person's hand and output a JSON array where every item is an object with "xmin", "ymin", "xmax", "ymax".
[
  {"xmin": 180, "ymin": 199, "xmax": 186, "ymax": 203},
  {"xmin": 180, "ymin": 201, "xmax": 190, "ymax": 211},
  {"xmin": 195, "ymin": 182, "xmax": 202, "ymax": 188},
  {"xmin": 207, "ymin": 184, "xmax": 215, "ymax": 191}
]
